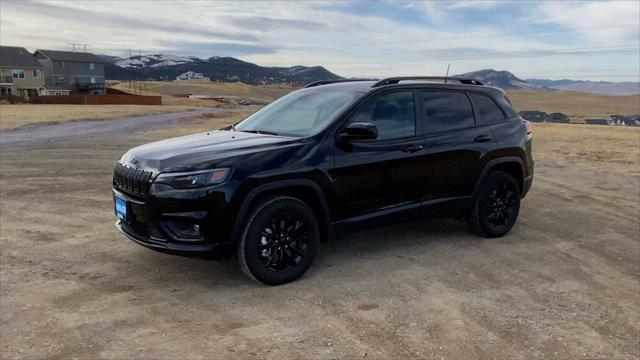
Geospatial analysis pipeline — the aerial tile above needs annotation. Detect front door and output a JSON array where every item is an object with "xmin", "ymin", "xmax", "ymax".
[{"xmin": 330, "ymin": 90, "xmax": 424, "ymax": 222}]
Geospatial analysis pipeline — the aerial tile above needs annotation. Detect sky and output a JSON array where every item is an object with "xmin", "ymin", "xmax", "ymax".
[{"xmin": 1, "ymin": 0, "xmax": 639, "ymax": 81}]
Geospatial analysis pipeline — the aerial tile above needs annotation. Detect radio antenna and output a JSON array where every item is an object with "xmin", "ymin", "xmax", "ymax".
[{"xmin": 444, "ymin": 64, "xmax": 450, "ymax": 83}]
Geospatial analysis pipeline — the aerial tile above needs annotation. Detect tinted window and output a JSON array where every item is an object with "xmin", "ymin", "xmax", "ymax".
[
  {"xmin": 236, "ymin": 88, "xmax": 362, "ymax": 136},
  {"xmin": 349, "ymin": 91, "xmax": 415, "ymax": 140},
  {"xmin": 421, "ymin": 91, "xmax": 474, "ymax": 133},
  {"xmin": 471, "ymin": 93, "xmax": 506, "ymax": 125},
  {"xmin": 498, "ymin": 95, "xmax": 519, "ymax": 117}
]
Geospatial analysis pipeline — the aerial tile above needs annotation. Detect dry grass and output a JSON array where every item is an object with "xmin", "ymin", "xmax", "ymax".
[
  {"xmin": 533, "ymin": 122, "xmax": 640, "ymax": 174},
  {"xmin": 143, "ymin": 109, "xmax": 256, "ymax": 138},
  {"xmin": 507, "ymin": 91, "xmax": 640, "ymax": 122},
  {"xmin": 0, "ymin": 104, "xmax": 199, "ymax": 132}
]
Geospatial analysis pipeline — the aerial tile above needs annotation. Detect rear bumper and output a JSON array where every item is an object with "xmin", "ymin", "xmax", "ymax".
[{"xmin": 522, "ymin": 174, "xmax": 533, "ymax": 198}]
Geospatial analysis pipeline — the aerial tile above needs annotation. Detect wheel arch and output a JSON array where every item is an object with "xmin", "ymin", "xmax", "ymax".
[
  {"xmin": 230, "ymin": 179, "xmax": 334, "ymax": 244},
  {"xmin": 473, "ymin": 157, "xmax": 525, "ymax": 199}
]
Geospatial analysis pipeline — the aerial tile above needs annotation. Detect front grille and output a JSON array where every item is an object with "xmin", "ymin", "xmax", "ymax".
[{"xmin": 113, "ymin": 162, "xmax": 153, "ymax": 198}]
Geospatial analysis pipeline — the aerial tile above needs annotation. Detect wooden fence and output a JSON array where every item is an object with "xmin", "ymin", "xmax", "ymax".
[
  {"xmin": 30, "ymin": 94, "xmax": 162, "ymax": 105},
  {"xmin": 0, "ymin": 95, "xmax": 28, "ymax": 104}
]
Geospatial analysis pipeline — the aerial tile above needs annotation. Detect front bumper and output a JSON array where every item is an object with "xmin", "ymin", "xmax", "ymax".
[
  {"xmin": 116, "ymin": 220, "xmax": 228, "ymax": 256},
  {"xmin": 112, "ymin": 186, "xmax": 235, "ymax": 257}
]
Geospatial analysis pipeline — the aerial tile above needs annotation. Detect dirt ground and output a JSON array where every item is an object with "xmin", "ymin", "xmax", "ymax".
[{"xmin": 0, "ymin": 119, "xmax": 639, "ymax": 358}]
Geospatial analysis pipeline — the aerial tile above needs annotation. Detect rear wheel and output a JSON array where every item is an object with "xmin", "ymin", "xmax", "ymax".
[
  {"xmin": 238, "ymin": 196, "xmax": 319, "ymax": 285},
  {"xmin": 468, "ymin": 171, "xmax": 520, "ymax": 237}
]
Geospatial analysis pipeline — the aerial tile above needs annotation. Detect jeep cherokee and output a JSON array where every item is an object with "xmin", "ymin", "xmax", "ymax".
[{"xmin": 113, "ymin": 76, "xmax": 534, "ymax": 285}]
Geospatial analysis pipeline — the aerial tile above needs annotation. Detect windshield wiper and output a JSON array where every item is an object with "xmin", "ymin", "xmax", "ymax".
[{"xmin": 239, "ymin": 129, "xmax": 280, "ymax": 136}]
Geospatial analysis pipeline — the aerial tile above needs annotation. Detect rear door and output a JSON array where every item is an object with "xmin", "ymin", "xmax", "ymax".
[
  {"xmin": 330, "ymin": 90, "xmax": 424, "ymax": 221},
  {"xmin": 417, "ymin": 90, "xmax": 492, "ymax": 205}
]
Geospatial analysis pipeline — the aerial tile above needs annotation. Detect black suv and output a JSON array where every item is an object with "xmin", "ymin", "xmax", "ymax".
[{"xmin": 113, "ymin": 77, "xmax": 534, "ymax": 285}]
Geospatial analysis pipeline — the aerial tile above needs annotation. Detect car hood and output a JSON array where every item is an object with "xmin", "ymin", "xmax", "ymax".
[{"xmin": 120, "ymin": 130, "xmax": 302, "ymax": 173}]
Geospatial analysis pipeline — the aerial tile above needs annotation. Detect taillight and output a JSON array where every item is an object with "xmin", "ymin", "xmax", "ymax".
[{"xmin": 524, "ymin": 120, "xmax": 533, "ymax": 135}]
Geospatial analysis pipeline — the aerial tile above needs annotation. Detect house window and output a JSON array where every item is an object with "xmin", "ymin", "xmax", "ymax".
[
  {"xmin": 33, "ymin": 69, "xmax": 41, "ymax": 77},
  {"xmin": 89, "ymin": 63, "xmax": 95, "ymax": 70},
  {"xmin": 12, "ymin": 69, "xmax": 25, "ymax": 79},
  {"xmin": 90, "ymin": 77, "xmax": 96, "ymax": 84}
]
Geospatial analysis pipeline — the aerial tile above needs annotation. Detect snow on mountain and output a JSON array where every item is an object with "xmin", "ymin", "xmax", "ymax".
[
  {"xmin": 175, "ymin": 71, "xmax": 209, "ymax": 81},
  {"xmin": 114, "ymin": 54, "xmax": 197, "ymax": 69},
  {"xmin": 105, "ymin": 53, "xmax": 342, "ymax": 85}
]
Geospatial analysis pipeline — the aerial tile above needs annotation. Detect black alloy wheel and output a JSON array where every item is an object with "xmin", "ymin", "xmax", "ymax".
[
  {"xmin": 238, "ymin": 196, "xmax": 319, "ymax": 285},
  {"xmin": 258, "ymin": 214, "xmax": 310, "ymax": 272},
  {"xmin": 486, "ymin": 183, "xmax": 517, "ymax": 228},
  {"xmin": 468, "ymin": 171, "xmax": 521, "ymax": 238}
]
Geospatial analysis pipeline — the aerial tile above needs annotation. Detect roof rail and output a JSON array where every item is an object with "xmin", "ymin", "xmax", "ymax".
[
  {"xmin": 372, "ymin": 76, "xmax": 483, "ymax": 87},
  {"xmin": 303, "ymin": 79, "xmax": 378, "ymax": 88}
]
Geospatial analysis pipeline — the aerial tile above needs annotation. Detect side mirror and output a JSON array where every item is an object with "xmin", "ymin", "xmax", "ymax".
[{"xmin": 339, "ymin": 122, "xmax": 378, "ymax": 141}]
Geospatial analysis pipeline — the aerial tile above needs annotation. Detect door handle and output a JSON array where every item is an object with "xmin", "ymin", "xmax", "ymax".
[
  {"xmin": 474, "ymin": 135, "xmax": 492, "ymax": 143},
  {"xmin": 402, "ymin": 144, "xmax": 424, "ymax": 153}
]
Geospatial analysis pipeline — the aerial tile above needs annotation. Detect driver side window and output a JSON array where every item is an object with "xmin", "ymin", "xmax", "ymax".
[{"xmin": 349, "ymin": 91, "xmax": 416, "ymax": 140}]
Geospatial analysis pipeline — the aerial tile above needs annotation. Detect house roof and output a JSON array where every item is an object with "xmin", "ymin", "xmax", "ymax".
[
  {"xmin": 0, "ymin": 46, "xmax": 43, "ymax": 68},
  {"xmin": 35, "ymin": 49, "xmax": 104, "ymax": 63}
]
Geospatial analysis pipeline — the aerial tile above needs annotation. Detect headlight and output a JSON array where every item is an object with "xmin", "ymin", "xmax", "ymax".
[{"xmin": 155, "ymin": 168, "xmax": 230, "ymax": 189}]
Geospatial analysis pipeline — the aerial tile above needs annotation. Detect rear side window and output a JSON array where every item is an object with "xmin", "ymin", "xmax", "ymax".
[
  {"xmin": 349, "ymin": 91, "xmax": 416, "ymax": 140},
  {"xmin": 497, "ymin": 95, "xmax": 519, "ymax": 117},
  {"xmin": 470, "ymin": 93, "xmax": 506, "ymax": 125},
  {"xmin": 421, "ymin": 91, "xmax": 474, "ymax": 133}
]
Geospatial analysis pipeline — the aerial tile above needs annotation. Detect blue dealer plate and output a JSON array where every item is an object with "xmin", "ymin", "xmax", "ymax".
[{"xmin": 115, "ymin": 196, "xmax": 127, "ymax": 220}]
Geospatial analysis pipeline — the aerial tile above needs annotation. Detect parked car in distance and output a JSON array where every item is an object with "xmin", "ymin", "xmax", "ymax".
[{"xmin": 113, "ymin": 76, "xmax": 534, "ymax": 285}]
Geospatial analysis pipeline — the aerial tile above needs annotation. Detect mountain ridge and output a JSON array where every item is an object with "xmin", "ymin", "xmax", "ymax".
[
  {"xmin": 101, "ymin": 54, "xmax": 341, "ymax": 85},
  {"xmin": 525, "ymin": 78, "xmax": 639, "ymax": 96},
  {"xmin": 100, "ymin": 55, "xmax": 639, "ymax": 94}
]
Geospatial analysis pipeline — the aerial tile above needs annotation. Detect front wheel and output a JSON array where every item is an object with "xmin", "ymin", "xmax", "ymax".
[
  {"xmin": 467, "ymin": 171, "xmax": 521, "ymax": 237},
  {"xmin": 237, "ymin": 196, "xmax": 319, "ymax": 285}
]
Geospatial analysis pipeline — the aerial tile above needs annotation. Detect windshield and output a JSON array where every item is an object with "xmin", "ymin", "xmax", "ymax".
[{"xmin": 235, "ymin": 88, "xmax": 362, "ymax": 136}]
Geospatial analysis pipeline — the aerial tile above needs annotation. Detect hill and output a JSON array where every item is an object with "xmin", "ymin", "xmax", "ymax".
[
  {"xmin": 456, "ymin": 69, "xmax": 542, "ymax": 91},
  {"xmin": 525, "ymin": 79, "xmax": 639, "ymax": 96},
  {"xmin": 104, "ymin": 54, "xmax": 341, "ymax": 85}
]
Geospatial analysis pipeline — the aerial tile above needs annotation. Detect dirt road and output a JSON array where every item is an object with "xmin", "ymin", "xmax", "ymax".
[
  {"xmin": 0, "ymin": 121, "xmax": 638, "ymax": 359},
  {"xmin": 0, "ymin": 108, "xmax": 222, "ymax": 146}
]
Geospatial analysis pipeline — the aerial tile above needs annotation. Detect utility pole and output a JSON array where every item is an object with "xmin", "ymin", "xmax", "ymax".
[
  {"xmin": 138, "ymin": 49, "xmax": 143, "ymax": 94},
  {"xmin": 68, "ymin": 43, "xmax": 89, "ymax": 52}
]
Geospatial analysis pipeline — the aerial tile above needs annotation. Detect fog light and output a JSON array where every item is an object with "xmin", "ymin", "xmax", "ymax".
[{"xmin": 161, "ymin": 221, "xmax": 204, "ymax": 242}]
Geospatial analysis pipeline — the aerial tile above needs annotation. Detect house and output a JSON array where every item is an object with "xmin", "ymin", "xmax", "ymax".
[
  {"xmin": 621, "ymin": 115, "xmax": 640, "ymax": 127},
  {"xmin": 0, "ymin": 46, "xmax": 45, "ymax": 98},
  {"xmin": 585, "ymin": 118, "xmax": 610, "ymax": 126},
  {"xmin": 547, "ymin": 112, "xmax": 570, "ymax": 123},
  {"xmin": 519, "ymin": 111, "xmax": 547, "ymax": 123},
  {"xmin": 34, "ymin": 49, "xmax": 105, "ymax": 94}
]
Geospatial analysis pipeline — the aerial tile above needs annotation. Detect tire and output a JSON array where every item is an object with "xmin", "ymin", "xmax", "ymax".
[
  {"xmin": 237, "ymin": 196, "xmax": 320, "ymax": 285},
  {"xmin": 467, "ymin": 171, "xmax": 521, "ymax": 238}
]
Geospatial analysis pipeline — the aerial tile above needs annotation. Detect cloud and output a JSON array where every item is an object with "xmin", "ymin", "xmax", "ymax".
[
  {"xmin": 4, "ymin": 0, "xmax": 258, "ymax": 42},
  {"xmin": 524, "ymin": 1, "xmax": 640, "ymax": 42},
  {"xmin": 1, "ymin": 0, "xmax": 638, "ymax": 81},
  {"xmin": 228, "ymin": 16, "xmax": 326, "ymax": 31},
  {"xmin": 447, "ymin": 1, "xmax": 500, "ymax": 10},
  {"xmin": 155, "ymin": 40, "xmax": 278, "ymax": 57}
]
